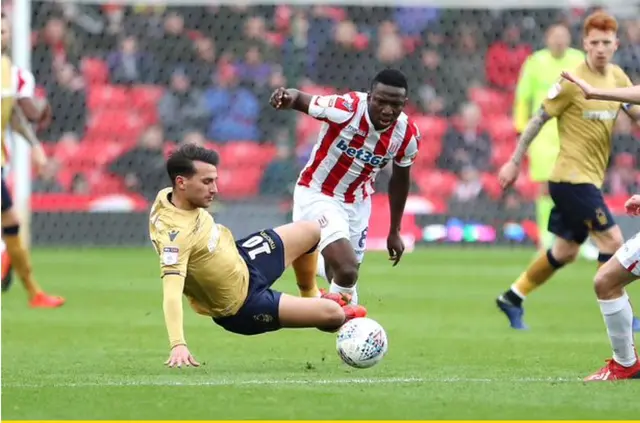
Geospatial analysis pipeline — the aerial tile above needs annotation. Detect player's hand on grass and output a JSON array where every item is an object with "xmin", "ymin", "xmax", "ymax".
[
  {"xmin": 624, "ymin": 195, "xmax": 640, "ymax": 216},
  {"xmin": 165, "ymin": 344, "xmax": 200, "ymax": 368},
  {"xmin": 269, "ymin": 87, "xmax": 294, "ymax": 109},
  {"xmin": 560, "ymin": 71, "xmax": 595, "ymax": 99},
  {"xmin": 498, "ymin": 161, "xmax": 519, "ymax": 189},
  {"xmin": 387, "ymin": 230, "xmax": 405, "ymax": 266}
]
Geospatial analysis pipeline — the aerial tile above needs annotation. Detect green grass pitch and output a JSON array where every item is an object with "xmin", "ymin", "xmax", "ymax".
[{"xmin": 2, "ymin": 247, "xmax": 640, "ymax": 419}]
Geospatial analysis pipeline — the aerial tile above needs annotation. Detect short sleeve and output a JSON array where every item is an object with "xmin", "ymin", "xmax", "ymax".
[
  {"xmin": 307, "ymin": 93, "xmax": 356, "ymax": 124},
  {"xmin": 542, "ymin": 80, "xmax": 575, "ymax": 118},
  {"xmin": 394, "ymin": 121, "xmax": 420, "ymax": 167},
  {"xmin": 13, "ymin": 66, "xmax": 35, "ymax": 99}
]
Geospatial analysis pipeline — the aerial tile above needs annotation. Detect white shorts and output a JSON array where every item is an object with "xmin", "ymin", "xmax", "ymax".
[
  {"xmin": 292, "ymin": 185, "xmax": 371, "ymax": 263},
  {"xmin": 615, "ymin": 232, "xmax": 640, "ymax": 277}
]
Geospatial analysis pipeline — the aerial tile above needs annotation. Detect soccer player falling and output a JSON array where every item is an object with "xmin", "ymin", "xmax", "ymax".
[
  {"xmin": 560, "ymin": 71, "xmax": 640, "ymax": 380},
  {"xmin": 1, "ymin": 11, "xmax": 63, "ymax": 308},
  {"xmin": 150, "ymin": 144, "xmax": 366, "ymax": 368},
  {"xmin": 495, "ymin": 11, "xmax": 640, "ymax": 334},
  {"xmin": 269, "ymin": 69, "xmax": 419, "ymax": 305}
]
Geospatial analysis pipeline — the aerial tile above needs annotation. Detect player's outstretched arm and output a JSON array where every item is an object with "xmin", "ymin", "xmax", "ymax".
[
  {"xmin": 269, "ymin": 87, "xmax": 313, "ymax": 113},
  {"xmin": 162, "ymin": 274, "xmax": 200, "ymax": 368},
  {"xmin": 498, "ymin": 108, "xmax": 551, "ymax": 188},
  {"xmin": 562, "ymin": 71, "xmax": 640, "ymax": 104}
]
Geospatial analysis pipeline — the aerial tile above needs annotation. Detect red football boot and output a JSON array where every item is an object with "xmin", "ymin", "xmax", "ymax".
[
  {"xmin": 321, "ymin": 289, "xmax": 351, "ymax": 307},
  {"xmin": 29, "ymin": 292, "xmax": 66, "ymax": 308},
  {"xmin": 584, "ymin": 357, "xmax": 640, "ymax": 381},
  {"xmin": 343, "ymin": 304, "xmax": 367, "ymax": 322}
]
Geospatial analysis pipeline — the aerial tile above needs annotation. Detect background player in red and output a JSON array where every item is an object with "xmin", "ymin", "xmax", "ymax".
[{"xmin": 269, "ymin": 69, "xmax": 419, "ymax": 304}]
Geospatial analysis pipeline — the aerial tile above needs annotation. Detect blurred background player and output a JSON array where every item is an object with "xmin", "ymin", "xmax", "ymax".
[
  {"xmin": 150, "ymin": 144, "xmax": 366, "ymax": 367},
  {"xmin": 513, "ymin": 23, "xmax": 596, "ymax": 258},
  {"xmin": 269, "ymin": 69, "xmax": 419, "ymax": 305},
  {"xmin": 495, "ymin": 11, "xmax": 640, "ymax": 331},
  {"xmin": 1, "ymin": 11, "xmax": 63, "ymax": 307}
]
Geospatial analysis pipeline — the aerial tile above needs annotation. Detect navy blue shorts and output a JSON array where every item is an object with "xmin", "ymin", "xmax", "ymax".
[
  {"xmin": 213, "ymin": 229, "xmax": 286, "ymax": 336},
  {"xmin": 548, "ymin": 182, "xmax": 615, "ymax": 244},
  {"xmin": 1, "ymin": 176, "xmax": 12, "ymax": 213}
]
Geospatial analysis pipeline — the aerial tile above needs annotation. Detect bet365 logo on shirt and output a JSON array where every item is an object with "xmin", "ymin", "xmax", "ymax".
[{"xmin": 336, "ymin": 139, "xmax": 389, "ymax": 167}]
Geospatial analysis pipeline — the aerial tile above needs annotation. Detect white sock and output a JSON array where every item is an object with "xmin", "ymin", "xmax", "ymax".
[
  {"xmin": 598, "ymin": 293, "xmax": 637, "ymax": 367},
  {"xmin": 510, "ymin": 284, "xmax": 526, "ymax": 300},
  {"xmin": 329, "ymin": 281, "xmax": 358, "ymax": 305},
  {"xmin": 316, "ymin": 254, "xmax": 327, "ymax": 281}
]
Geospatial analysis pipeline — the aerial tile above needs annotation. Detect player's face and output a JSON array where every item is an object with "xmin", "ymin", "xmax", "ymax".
[
  {"xmin": 181, "ymin": 161, "xmax": 218, "ymax": 208},
  {"xmin": 546, "ymin": 25, "xmax": 571, "ymax": 56},
  {"xmin": 583, "ymin": 29, "xmax": 618, "ymax": 69},
  {"xmin": 367, "ymin": 83, "xmax": 407, "ymax": 130}
]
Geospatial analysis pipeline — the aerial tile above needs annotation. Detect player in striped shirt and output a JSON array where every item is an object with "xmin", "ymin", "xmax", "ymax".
[{"xmin": 270, "ymin": 69, "xmax": 419, "ymax": 304}]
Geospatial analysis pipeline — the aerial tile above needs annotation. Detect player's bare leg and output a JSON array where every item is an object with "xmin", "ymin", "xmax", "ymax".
[
  {"xmin": 292, "ymin": 250, "xmax": 320, "ymax": 298},
  {"xmin": 274, "ymin": 221, "xmax": 365, "ymax": 329},
  {"xmin": 274, "ymin": 221, "xmax": 321, "ymax": 297},
  {"xmin": 585, "ymin": 256, "xmax": 640, "ymax": 380},
  {"xmin": 497, "ymin": 237, "xmax": 579, "ymax": 329},
  {"xmin": 1, "ymin": 207, "xmax": 64, "ymax": 308},
  {"xmin": 320, "ymin": 238, "xmax": 361, "ymax": 304}
]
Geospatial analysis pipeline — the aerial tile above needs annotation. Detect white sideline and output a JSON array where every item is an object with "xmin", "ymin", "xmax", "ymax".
[{"xmin": 3, "ymin": 376, "xmax": 581, "ymax": 389}]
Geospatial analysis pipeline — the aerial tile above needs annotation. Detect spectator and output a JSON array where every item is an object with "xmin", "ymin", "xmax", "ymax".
[
  {"xmin": 179, "ymin": 130, "xmax": 208, "ymax": 147},
  {"xmin": 190, "ymin": 37, "xmax": 217, "ymax": 89},
  {"xmin": 33, "ymin": 17, "xmax": 82, "ymax": 88},
  {"xmin": 450, "ymin": 166, "xmax": 485, "ymax": 205},
  {"xmin": 108, "ymin": 125, "xmax": 167, "ymax": 201},
  {"xmin": 231, "ymin": 16, "xmax": 277, "ymax": 64},
  {"xmin": 52, "ymin": 132, "xmax": 80, "ymax": 160},
  {"xmin": 157, "ymin": 68, "xmax": 210, "ymax": 141},
  {"xmin": 374, "ymin": 34, "xmax": 406, "ymax": 71},
  {"xmin": 617, "ymin": 19, "xmax": 640, "ymax": 82},
  {"xmin": 107, "ymin": 35, "xmax": 156, "ymax": 85},
  {"xmin": 44, "ymin": 64, "xmax": 87, "ymax": 141},
  {"xmin": 604, "ymin": 153, "xmax": 640, "ymax": 197},
  {"xmin": 151, "ymin": 11, "xmax": 195, "ymax": 85},
  {"xmin": 235, "ymin": 45, "xmax": 274, "ymax": 89},
  {"xmin": 445, "ymin": 25, "xmax": 486, "ymax": 108},
  {"xmin": 32, "ymin": 160, "xmax": 64, "ymax": 194},
  {"xmin": 316, "ymin": 20, "xmax": 374, "ymax": 92},
  {"xmin": 485, "ymin": 22, "xmax": 531, "ymax": 92},
  {"xmin": 611, "ymin": 114, "xmax": 640, "ymax": 163},
  {"xmin": 204, "ymin": 65, "xmax": 260, "ymax": 143},
  {"xmin": 407, "ymin": 48, "xmax": 454, "ymax": 115},
  {"xmin": 438, "ymin": 102, "xmax": 492, "ymax": 173},
  {"xmin": 256, "ymin": 67, "xmax": 290, "ymax": 142},
  {"xmin": 259, "ymin": 144, "xmax": 299, "ymax": 197}
]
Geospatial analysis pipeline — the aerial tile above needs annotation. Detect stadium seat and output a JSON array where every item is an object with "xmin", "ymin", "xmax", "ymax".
[
  {"xmin": 220, "ymin": 142, "xmax": 277, "ymax": 168},
  {"xmin": 216, "ymin": 166, "xmax": 263, "ymax": 199},
  {"xmin": 491, "ymin": 143, "xmax": 512, "ymax": 168},
  {"xmin": 296, "ymin": 115, "xmax": 324, "ymax": 146},
  {"xmin": 87, "ymin": 85, "xmax": 130, "ymax": 111},
  {"xmin": 413, "ymin": 133, "xmax": 442, "ymax": 168},
  {"xmin": 485, "ymin": 115, "xmax": 518, "ymax": 146},
  {"xmin": 298, "ymin": 84, "xmax": 335, "ymax": 96},
  {"xmin": 130, "ymin": 85, "xmax": 165, "ymax": 110},
  {"xmin": 85, "ymin": 110, "xmax": 146, "ymax": 142},
  {"xmin": 81, "ymin": 58, "xmax": 109, "ymax": 86},
  {"xmin": 412, "ymin": 115, "xmax": 448, "ymax": 141},
  {"xmin": 413, "ymin": 168, "xmax": 458, "ymax": 199},
  {"xmin": 87, "ymin": 171, "xmax": 127, "ymax": 195},
  {"xmin": 481, "ymin": 172, "xmax": 503, "ymax": 200},
  {"xmin": 469, "ymin": 87, "xmax": 511, "ymax": 117},
  {"xmin": 515, "ymin": 176, "xmax": 538, "ymax": 201}
]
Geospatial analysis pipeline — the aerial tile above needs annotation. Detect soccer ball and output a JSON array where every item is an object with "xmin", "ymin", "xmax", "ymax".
[{"xmin": 336, "ymin": 317, "xmax": 388, "ymax": 369}]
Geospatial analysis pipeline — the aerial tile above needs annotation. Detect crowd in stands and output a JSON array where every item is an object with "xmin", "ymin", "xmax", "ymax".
[{"xmin": 9, "ymin": 2, "xmax": 640, "ymax": 211}]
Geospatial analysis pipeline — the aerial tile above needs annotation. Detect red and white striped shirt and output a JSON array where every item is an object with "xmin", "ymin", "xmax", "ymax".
[{"xmin": 297, "ymin": 91, "xmax": 420, "ymax": 203}]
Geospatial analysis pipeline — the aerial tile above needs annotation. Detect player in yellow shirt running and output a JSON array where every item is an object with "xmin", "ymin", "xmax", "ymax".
[
  {"xmin": 149, "ymin": 144, "xmax": 366, "ymax": 367},
  {"xmin": 495, "ymin": 11, "xmax": 640, "ymax": 331}
]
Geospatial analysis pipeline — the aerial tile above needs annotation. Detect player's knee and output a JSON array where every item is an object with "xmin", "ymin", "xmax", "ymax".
[
  {"xmin": 333, "ymin": 262, "xmax": 359, "ymax": 287},
  {"xmin": 594, "ymin": 266, "xmax": 618, "ymax": 300},
  {"xmin": 551, "ymin": 243, "xmax": 579, "ymax": 264}
]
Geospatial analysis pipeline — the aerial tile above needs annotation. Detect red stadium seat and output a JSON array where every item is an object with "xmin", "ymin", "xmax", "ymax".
[
  {"xmin": 82, "ymin": 58, "xmax": 109, "ymax": 85},
  {"xmin": 412, "ymin": 115, "xmax": 448, "ymax": 141},
  {"xmin": 87, "ymin": 171, "xmax": 127, "ymax": 195},
  {"xmin": 481, "ymin": 172, "xmax": 503, "ymax": 200},
  {"xmin": 87, "ymin": 85, "xmax": 130, "ymax": 111},
  {"xmin": 298, "ymin": 84, "xmax": 335, "ymax": 96},
  {"xmin": 491, "ymin": 143, "xmax": 512, "ymax": 168},
  {"xmin": 216, "ymin": 166, "xmax": 263, "ymax": 199},
  {"xmin": 130, "ymin": 85, "xmax": 164, "ymax": 110},
  {"xmin": 85, "ymin": 110, "xmax": 146, "ymax": 142},
  {"xmin": 413, "ymin": 168, "xmax": 458, "ymax": 199},
  {"xmin": 515, "ymin": 176, "xmax": 538, "ymax": 201},
  {"xmin": 485, "ymin": 115, "xmax": 518, "ymax": 146},
  {"xmin": 469, "ymin": 87, "xmax": 512, "ymax": 117},
  {"xmin": 413, "ymin": 133, "xmax": 442, "ymax": 168},
  {"xmin": 220, "ymin": 142, "xmax": 276, "ymax": 168}
]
